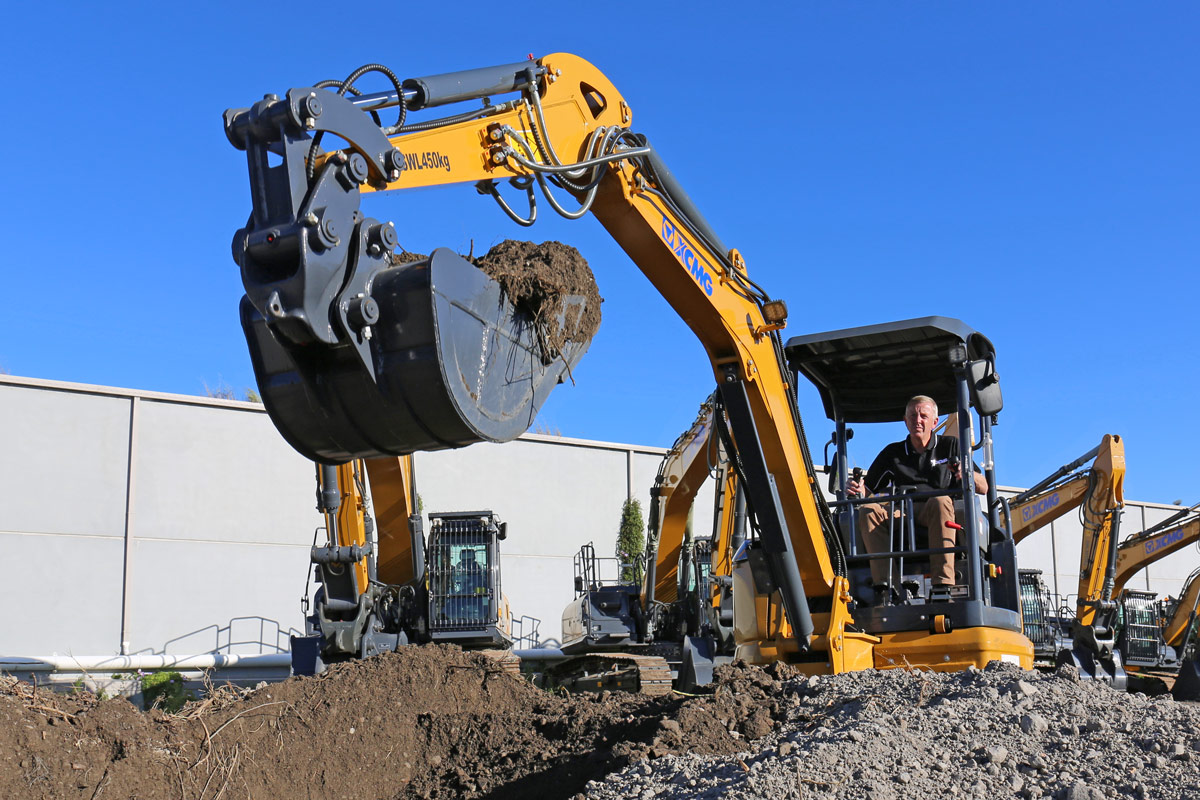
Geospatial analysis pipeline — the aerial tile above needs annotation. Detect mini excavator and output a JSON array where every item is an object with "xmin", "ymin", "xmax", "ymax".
[
  {"xmin": 788, "ymin": 318, "xmax": 1030, "ymax": 670},
  {"xmin": 292, "ymin": 457, "xmax": 514, "ymax": 674},
  {"xmin": 1011, "ymin": 437, "xmax": 1124, "ymax": 674},
  {"xmin": 1019, "ymin": 500, "xmax": 1200, "ymax": 691},
  {"xmin": 1110, "ymin": 504, "xmax": 1200, "ymax": 696},
  {"xmin": 224, "ymin": 54, "xmax": 1032, "ymax": 679},
  {"xmin": 1014, "ymin": 437, "xmax": 1126, "ymax": 684},
  {"xmin": 554, "ymin": 395, "xmax": 738, "ymax": 692}
]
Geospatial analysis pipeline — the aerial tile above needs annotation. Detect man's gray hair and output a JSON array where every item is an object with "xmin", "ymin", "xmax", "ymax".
[{"xmin": 906, "ymin": 395, "xmax": 938, "ymax": 417}]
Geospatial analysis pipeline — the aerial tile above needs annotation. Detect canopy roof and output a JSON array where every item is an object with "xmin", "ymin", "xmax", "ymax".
[{"xmin": 784, "ymin": 316, "xmax": 996, "ymax": 423}]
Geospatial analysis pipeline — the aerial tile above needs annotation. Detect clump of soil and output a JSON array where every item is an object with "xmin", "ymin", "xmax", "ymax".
[
  {"xmin": 472, "ymin": 240, "xmax": 603, "ymax": 361},
  {"xmin": 0, "ymin": 647, "xmax": 775, "ymax": 800},
  {"xmin": 393, "ymin": 240, "xmax": 603, "ymax": 363}
]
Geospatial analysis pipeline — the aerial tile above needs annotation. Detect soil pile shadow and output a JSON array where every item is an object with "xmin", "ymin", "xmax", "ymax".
[{"xmin": 0, "ymin": 649, "xmax": 789, "ymax": 800}]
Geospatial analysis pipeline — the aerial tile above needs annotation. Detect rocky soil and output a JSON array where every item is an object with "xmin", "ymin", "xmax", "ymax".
[
  {"xmin": 2, "ymin": 649, "xmax": 1197, "ymax": 800},
  {"xmin": 585, "ymin": 661, "xmax": 1200, "ymax": 800}
]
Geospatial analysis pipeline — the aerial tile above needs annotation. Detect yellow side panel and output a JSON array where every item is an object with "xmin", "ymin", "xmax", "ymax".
[{"xmin": 873, "ymin": 628, "xmax": 1033, "ymax": 672}]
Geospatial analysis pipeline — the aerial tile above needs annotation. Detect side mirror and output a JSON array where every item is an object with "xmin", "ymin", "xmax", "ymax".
[
  {"xmin": 574, "ymin": 576, "xmax": 585, "ymax": 593},
  {"xmin": 968, "ymin": 359, "xmax": 1003, "ymax": 417}
]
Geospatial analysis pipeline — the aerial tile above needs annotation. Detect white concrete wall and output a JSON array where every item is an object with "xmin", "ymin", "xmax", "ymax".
[
  {"xmin": 0, "ymin": 376, "xmax": 700, "ymax": 656},
  {"xmin": 2, "ymin": 375, "xmax": 1192, "ymax": 659}
]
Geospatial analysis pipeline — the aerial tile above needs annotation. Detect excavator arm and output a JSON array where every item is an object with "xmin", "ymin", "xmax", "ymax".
[
  {"xmin": 1072, "ymin": 434, "xmax": 1126, "ymax": 627},
  {"xmin": 1002, "ymin": 435, "xmax": 1123, "ymax": 545},
  {"xmin": 1038, "ymin": 433, "xmax": 1128, "ymax": 685},
  {"xmin": 643, "ymin": 396, "xmax": 718, "ymax": 609},
  {"xmin": 1112, "ymin": 504, "xmax": 1200, "ymax": 598},
  {"xmin": 306, "ymin": 456, "xmax": 422, "ymax": 663},
  {"xmin": 225, "ymin": 53, "xmax": 845, "ymax": 663},
  {"xmin": 1163, "ymin": 567, "xmax": 1200, "ymax": 649}
]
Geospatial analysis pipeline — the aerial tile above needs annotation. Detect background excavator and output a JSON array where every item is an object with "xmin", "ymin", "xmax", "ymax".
[
  {"xmin": 1109, "ymin": 504, "xmax": 1200, "ymax": 696},
  {"xmin": 556, "ymin": 395, "xmax": 736, "ymax": 692},
  {"xmin": 1011, "ymin": 436, "xmax": 1125, "ymax": 682},
  {"xmin": 292, "ymin": 457, "xmax": 513, "ymax": 674},
  {"xmin": 1020, "ymin": 500, "xmax": 1200, "ymax": 693},
  {"xmin": 224, "ymin": 53, "xmax": 1031, "ymax": 679}
]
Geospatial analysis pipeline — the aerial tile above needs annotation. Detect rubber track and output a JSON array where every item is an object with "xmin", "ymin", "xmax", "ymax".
[{"xmin": 541, "ymin": 652, "xmax": 674, "ymax": 696}]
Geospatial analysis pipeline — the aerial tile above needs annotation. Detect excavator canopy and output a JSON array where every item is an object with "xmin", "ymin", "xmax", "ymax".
[{"xmin": 784, "ymin": 316, "xmax": 1000, "ymax": 423}]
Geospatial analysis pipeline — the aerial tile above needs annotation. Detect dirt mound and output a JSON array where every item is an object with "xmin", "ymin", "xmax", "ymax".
[
  {"xmin": 13, "ymin": 649, "xmax": 1198, "ymax": 799},
  {"xmin": 0, "ymin": 647, "xmax": 771, "ymax": 800}
]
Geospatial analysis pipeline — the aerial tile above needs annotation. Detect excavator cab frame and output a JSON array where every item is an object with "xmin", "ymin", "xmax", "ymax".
[
  {"xmin": 425, "ymin": 511, "xmax": 513, "ymax": 648},
  {"xmin": 784, "ymin": 317, "xmax": 1028, "ymax": 668}
]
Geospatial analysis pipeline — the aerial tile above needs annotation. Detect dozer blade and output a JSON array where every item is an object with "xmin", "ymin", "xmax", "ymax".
[{"xmin": 241, "ymin": 248, "xmax": 593, "ymax": 463}]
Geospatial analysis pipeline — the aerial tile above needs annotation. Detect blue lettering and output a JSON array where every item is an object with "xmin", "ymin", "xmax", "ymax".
[
  {"xmin": 660, "ymin": 218, "xmax": 713, "ymax": 295},
  {"xmin": 1145, "ymin": 528, "xmax": 1185, "ymax": 555},
  {"xmin": 1021, "ymin": 492, "xmax": 1060, "ymax": 523}
]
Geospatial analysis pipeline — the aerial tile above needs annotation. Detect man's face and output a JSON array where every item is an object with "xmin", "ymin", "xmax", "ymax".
[{"xmin": 905, "ymin": 402, "xmax": 937, "ymax": 445}]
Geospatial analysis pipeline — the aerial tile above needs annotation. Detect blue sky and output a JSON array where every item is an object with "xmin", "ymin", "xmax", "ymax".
[{"xmin": 2, "ymin": 3, "xmax": 1196, "ymax": 505}]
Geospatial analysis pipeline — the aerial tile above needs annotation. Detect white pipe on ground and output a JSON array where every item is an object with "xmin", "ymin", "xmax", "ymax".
[{"xmin": 0, "ymin": 654, "xmax": 292, "ymax": 673}]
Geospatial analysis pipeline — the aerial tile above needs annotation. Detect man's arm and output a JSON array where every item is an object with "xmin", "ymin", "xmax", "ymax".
[{"xmin": 972, "ymin": 467, "xmax": 988, "ymax": 495}]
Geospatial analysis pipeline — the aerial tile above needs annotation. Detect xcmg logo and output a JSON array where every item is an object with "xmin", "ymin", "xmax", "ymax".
[
  {"xmin": 1145, "ymin": 528, "xmax": 1185, "ymax": 555},
  {"xmin": 1020, "ymin": 492, "xmax": 1060, "ymax": 523},
  {"xmin": 661, "ymin": 218, "xmax": 713, "ymax": 296}
]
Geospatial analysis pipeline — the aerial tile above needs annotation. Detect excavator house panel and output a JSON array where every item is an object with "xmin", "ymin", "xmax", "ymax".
[
  {"xmin": 241, "ymin": 249, "xmax": 592, "ymax": 463},
  {"xmin": 873, "ymin": 628, "xmax": 1033, "ymax": 672}
]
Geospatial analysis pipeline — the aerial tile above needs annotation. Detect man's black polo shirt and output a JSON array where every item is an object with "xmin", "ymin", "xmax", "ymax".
[{"xmin": 864, "ymin": 433, "xmax": 966, "ymax": 495}]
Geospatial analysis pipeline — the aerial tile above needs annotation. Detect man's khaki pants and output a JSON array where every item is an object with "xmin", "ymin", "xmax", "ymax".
[{"xmin": 858, "ymin": 495, "xmax": 959, "ymax": 588}]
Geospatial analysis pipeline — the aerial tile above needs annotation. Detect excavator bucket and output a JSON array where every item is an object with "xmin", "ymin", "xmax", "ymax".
[
  {"xmin": 241, "ymin": 248, "xmax": 593, "ymax": 463},
  {"xmin": 1174, "ymin": 656, "xmax": 1200, "ymax": 701}
]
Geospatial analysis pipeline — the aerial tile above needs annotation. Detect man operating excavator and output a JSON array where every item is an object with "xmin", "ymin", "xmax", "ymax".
[{"xmin": 847, "ymin": 395, "xmax": 987, "ymax": 605}]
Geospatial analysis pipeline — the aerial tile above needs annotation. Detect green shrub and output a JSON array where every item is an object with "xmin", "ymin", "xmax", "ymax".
[
  {"xmin": 141, "ymin": 671, "xmax": 194, "ymax": 713},
  {"xmin": 616, "ymin": 497, "xmax": 645, "ymax": 583}
]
